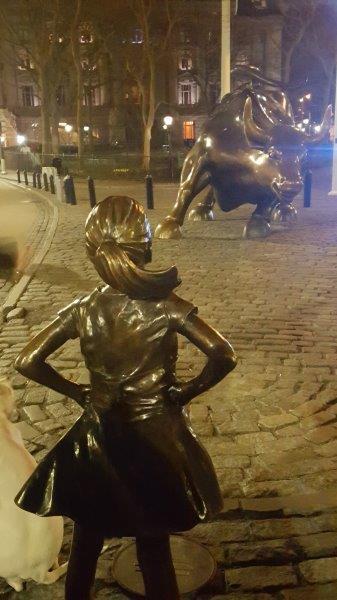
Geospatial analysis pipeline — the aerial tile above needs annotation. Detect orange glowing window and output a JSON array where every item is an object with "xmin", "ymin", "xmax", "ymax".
[{"xmin": 183, "ymin": 121, "xmax": 195, "ymax": 140}]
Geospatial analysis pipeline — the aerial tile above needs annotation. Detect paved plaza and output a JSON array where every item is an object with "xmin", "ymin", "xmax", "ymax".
[{"xmin": 0, "ymin": 168, "xmax": 337, "ymax": 598}]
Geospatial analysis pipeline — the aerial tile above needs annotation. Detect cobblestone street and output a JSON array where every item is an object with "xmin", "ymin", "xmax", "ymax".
[{"xmin": 1, "ymin": 169, "xmax": 337, "ymax": 598}]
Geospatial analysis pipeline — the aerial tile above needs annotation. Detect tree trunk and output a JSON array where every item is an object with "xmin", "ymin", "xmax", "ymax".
[
  {"xmin": 142, "ymin": 124, "xmax": 151, "ymax": 171},
  {"xmin": 39, "ymin": 70, "xmax": 52, "ymax": 158}
]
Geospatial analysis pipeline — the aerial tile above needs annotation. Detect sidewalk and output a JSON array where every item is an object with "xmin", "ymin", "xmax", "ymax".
[{"xmin": 1, "ymin": 167, "xmax": 337, "ymax": 598}]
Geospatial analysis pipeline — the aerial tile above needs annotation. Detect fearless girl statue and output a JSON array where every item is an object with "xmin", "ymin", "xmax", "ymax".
[{"xmin": 15, "ymin": 196, "xmax": 237, "ymax": 600}]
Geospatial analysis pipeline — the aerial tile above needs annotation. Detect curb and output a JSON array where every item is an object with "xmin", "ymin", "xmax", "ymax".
[{"xmin": 0, "ymin": 180, "xmax": 59, "ymax": 319}]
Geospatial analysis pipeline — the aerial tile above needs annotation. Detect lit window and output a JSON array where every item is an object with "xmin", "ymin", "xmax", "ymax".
[
  {"xmin": 178, "ymin": 80, "xmax": 199, "ymax": 105},
  {"xmin": 80, "ymin": 32, "xmax": 94, "ymax": 44},
  {"xmin": 83, "ymin": 86, "xmax": 103, "ymax": 106},
  {"xmin": 131, "ymin": 28, "xmax": 143, "ymax": 44},
  {"xmin": 21, "ymin": 85, "xmax": 35, "ymax": 107},
  {"xmin": 183, "ymin": 121, "xmax": 195, "ymax": 141},
  {"xmin": 179, "ymin": 54, "xmax": 192, "ymax": 70}
]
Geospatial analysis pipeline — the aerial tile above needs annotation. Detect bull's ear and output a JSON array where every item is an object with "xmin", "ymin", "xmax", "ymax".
[
  {"xmin": 305, "ymin": 105, "xmax": 333, "ymax": 146},
  {"xmin": 243, "ymin": 97, "xmax": 271, "ymax": 146}
]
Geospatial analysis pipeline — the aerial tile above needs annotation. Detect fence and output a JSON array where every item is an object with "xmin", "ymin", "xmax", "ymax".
[{"xmin": 3, "ymin": 149, "xmax": 188, "ymax": 181}]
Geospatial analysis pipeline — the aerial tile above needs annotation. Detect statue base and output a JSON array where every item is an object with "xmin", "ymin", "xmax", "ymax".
[{"xmin": 112, "ymin": 535, "xmax": 217, "ymax": 596}]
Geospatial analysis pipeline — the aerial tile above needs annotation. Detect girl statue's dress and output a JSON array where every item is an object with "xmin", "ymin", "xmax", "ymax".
[{"xmin": 14, "ymin": 196, "xmax": 237, "ymax": 600}]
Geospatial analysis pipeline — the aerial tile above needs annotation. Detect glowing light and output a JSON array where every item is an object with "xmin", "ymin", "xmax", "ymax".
[
  {"xmin": 0, "ymin": 135, "xmax": 5, "ymax": 143},
  {"xmin": 305, "ymin": 93, "xmax": 312, "ymax": 100},
  {"xmin": 299, "ymin": 98, "xmax": 304, "ymax": 103},
  {"xmin": 163, "ymin": 115, "xmax": 173, "ymax": 127},
  {"xmin": 17, "ymin": 134, "xmax": 26, "ymax": 145},
  {"xmin": 64, "ymin": 124, "xmax": 73, "ymax": 133},
  {"xmin": 59, "ymin": 122, "xmax": 67, "ymax": 127},
  {"xmin": 314, "ymin": 125, "xmax": 322, "ymax": 133},
  {"xmin": 162, "ymin": 124, "xmax": 168, "ymax": 130},
  {"xmin": 83, "ymin": 125, "xmax": 90, "ymax": 132},
  {"xmin": 302, "ymin": 118, "xmax": 310, "ymax": 125},
  {"xmin": 205, "ymin": 136, "xmax": 212, "ymax": 148}
]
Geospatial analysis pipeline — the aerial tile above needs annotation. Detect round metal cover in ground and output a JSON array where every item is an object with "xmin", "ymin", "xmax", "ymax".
[{"xmin": 112, "ymin": 535, "xmax": 216, "ymax": 596}]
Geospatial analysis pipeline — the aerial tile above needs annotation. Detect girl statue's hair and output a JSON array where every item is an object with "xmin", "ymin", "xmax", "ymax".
[{"xmin": 85, "ymin": 196, "xmax": 180, "ymax": 299}]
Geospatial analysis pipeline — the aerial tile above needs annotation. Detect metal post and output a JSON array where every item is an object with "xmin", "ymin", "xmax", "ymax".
[
  {"xmin": 43, "ymin": 172, "xmax": 49, "ymax": 191},
  {"xmin": 64, "ymin": 174, "xmax": 77, "ymax": 205},
  {"xmin": 49, "ymin": 174, "xmax": 55, "ymax": 194},
  {"xmin": 23, "ymin": 169, "xmax": 28, "ymax": 186},
  {"xmin": 37, "ymin": 173, "xmax": 42, "ymax": 189},
  {"xmin": 145, "ymin": 174, "xmax": 154, "ymax": 209},
  {"xmin": 32, "ymin": 172, "xmax": 37, "ymax": 188},
  {"xmin": 329, "ymin": 63, "xmax": 337, "ymax": 197},
  {"xmin": 221, "ymin": 0, "xmax": 231, "ymax": 97},
  {"xmin": 88, "ymin": 176, "xmax": 96, "ymax": 208},
  {"xmin": 17, "ymin": 169, "xmax": 21, "ymax": 184},
  {"xmin": 303, "ymin": 169, "xmax": 312, "ymax": 208}
]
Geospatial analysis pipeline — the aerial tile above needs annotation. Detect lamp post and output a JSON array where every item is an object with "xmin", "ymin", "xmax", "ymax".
[
  {"xmin": 329, "ymin": 73, "xmax": 337, "ymax": 197},
  {"xmin": 0, "ymin": 122, "xmax": 6, "ymax": 174},
  {"xmin": 163, "ymin": 115, "xmax": 174, "ymax": 180},
  {"xmin": 221, "ymin": 0, "xmax": 231, "ymax": 97}
]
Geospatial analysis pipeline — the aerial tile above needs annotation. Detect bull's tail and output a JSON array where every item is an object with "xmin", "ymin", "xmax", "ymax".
[{"xmin": 37, "ymin": 561, "xmax": 68, "ymax": 585}]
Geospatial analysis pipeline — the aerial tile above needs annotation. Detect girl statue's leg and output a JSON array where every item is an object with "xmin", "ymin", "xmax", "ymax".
[
  {"xmin": 136, "ymin": 535, "xmax": 180, "ymax": 600},
  {"xmin": 65, "ymin": 523, "xmax": 104, "ymax": 600}
]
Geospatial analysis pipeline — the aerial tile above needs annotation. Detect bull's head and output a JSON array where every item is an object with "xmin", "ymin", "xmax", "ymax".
[{"xmin": 243, "ymin": 97, "xmax": 332, "ymax": 202}]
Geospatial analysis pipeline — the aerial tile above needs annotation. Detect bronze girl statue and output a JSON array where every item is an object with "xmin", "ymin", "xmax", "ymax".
[{"xmin": 15, "ymin": 196, "xmax": 237, "ymax": 600}]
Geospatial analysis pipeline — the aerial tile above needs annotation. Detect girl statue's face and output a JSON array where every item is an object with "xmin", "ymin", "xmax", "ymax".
[{"xmin": 120, "ymin": 240, "xmax": 152, "ymax": 267}]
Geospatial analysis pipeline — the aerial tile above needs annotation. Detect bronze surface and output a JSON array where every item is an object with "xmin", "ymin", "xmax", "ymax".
[{"xmin": 155, "ymin": 67, "xmax": 332, "ymax": 240}]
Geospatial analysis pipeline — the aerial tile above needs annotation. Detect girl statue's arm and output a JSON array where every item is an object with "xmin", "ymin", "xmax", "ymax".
[
  {"xmin": 169, "ymin": 313, "xmax": 237, "ymax": 406},
  {"xmin": 15, "ymin": 318, "xmax": 88, "ymax": 406}
]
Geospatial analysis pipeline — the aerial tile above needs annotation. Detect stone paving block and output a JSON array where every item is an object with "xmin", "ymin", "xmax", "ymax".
[
  {"xmin": 225, "ymin": 565, "xmax": 297, "ymax": 592},
  {"xmin": 46, "ymin": 402, "xmax": 72, "ymax": 419},
  {"xmin": 23, "ymin": 404, "xmax": 47, "ymax": 422},
  {"xmin": 15, "ymin": 420, "xmax": 39, "ymax": 441},
  {"xmin": 280, "ymin": 582, "xmax": 337, "ymax": 600},
  {"xmin": 24, "ymin": 388, "xmax": 46, "ymax": 405},
  {"xmin": 299, "ymin": 557, "xmax": 337, "ymax": 584},
  {"xmin": 210, "ymin": 595, "xmax": 274, "ymax": 600},
  {"xmin": 304, "ymin": 426, "xmax": 337, "ymax": 444},
  {"xmin": 259, "ymin": 414, "xmax": 298, "ymax": 431},
  {"xmin": 35, "ymin": 418, "xmax": 64, "ymax": 433}
]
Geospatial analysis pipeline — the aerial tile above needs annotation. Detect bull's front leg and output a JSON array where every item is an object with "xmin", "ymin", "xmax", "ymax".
[
  {"xmin": 243, "ymin": 199, "xmax": 272, "ymax": 239},
  {"xmin": 155, "ymin": 153, "xmax": 210, "ymax": 239},
  {"xmin": 188, "ymin": 187, "xmax": 216, "ymax": 222}
]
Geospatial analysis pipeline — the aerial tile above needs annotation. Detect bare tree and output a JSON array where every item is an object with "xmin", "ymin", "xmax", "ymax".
[{"xmin": 0, "ymin": 0, "xmax": 70, "ymax": 155}]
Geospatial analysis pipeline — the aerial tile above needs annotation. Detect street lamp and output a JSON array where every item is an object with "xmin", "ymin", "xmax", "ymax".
[
  {"xmin": 17, "ymin": 134, "xmax": 26, "ymax": 145},
  {"xmin": 163, "ymin": 115, "xmax": 174, "ymax": 180}
]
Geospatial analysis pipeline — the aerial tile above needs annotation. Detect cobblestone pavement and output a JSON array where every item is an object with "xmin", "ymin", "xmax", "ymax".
[{"xmin": 1, "ymin": 169, "xmax": 337, "ymax": 598}]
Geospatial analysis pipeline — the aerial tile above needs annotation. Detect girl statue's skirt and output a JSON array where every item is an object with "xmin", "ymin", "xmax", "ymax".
[{"xmin": 15, "ymin": 403, "xmax": 223, "ymax": 538}]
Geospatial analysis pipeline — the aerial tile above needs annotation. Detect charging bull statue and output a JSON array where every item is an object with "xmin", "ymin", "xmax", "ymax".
[{"xmin": 155, "ymin": 75, "xmax": 332, "ymax": 240}]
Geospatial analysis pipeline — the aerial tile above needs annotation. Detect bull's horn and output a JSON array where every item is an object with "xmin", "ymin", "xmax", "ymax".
[
  {"xmin": 305, "ymin": 105, "xmax": 333, "ymax": 145},
  {"xmin": 243, "ymin": 97, "xmax": 271, "ymax": 146}
]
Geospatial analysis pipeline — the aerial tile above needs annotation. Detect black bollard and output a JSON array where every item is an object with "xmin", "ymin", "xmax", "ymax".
[
  {"xmin": 303, "ymin": 169, "xmax": 312, "ymax": 208},
  {"xmin": 32, "ymin": 172, "xmax": 37, "ymax": 188},
  {"xmin": 145, "ymin": 174, "xmax": 154, "ymax": 209},
  {"xmin": 88, "ymin": 176, "xmax": 96, "ymax": 208},
  {"xmin": 17, "ymin": 169, "xmax": 21, "ymax": 184},
  {"xmin": 23, "ymin": 169, "xmax": 28, "ymax": 186},
  {"xmin": 37, "ymin": 173, "xmax": 42, "ymax": 189},
  {"xmin": 43, "ymin": 172, "xmax": 49, "ymax": 191},
  {"xmin": 49, "ymin": 174, "xmax": 55, "ymax": 194},
  {"xmin": 64, "ymin": 175, "xmax": 77, "ymax": 205}
]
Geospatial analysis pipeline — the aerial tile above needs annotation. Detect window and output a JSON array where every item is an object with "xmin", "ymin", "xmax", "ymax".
[
  {"xmin": 183, "ymin": 120, "xmax": 195, "ymax": 141},
  {"xmin": 178, "ymin": 80, "xmax": 199, "ymax": 105},
  {"xmin": 179, "ymin": 54, "xmax": 192, "ymax": 71},
  {"xmin": 21, "ymin": 85, "xmax": 35, "ymax": 107},
  {"xmin": 80, "ymin": 32, "xmax": 94, "ymax": 44},
  {"xmin": 131, "ymin": 28, "xmax": 143, "ymax": 44},
  {"xmin": 83, "ymin": 86, "xmax": 103, "ymax": 106},
  {"xmin": 56, "ymin": 85, "xmax": 66, "ymax": 106}
]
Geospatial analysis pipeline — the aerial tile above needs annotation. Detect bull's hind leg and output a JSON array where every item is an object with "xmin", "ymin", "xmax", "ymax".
[
  {"xmin": 270, "ymin": 203, "xmax": 298, "ymax": 227},
  {"xmin": 188, "ymin": 187, "xmax": 216, "ymax": 222},
  {"xmin": 155, "ymin": 150, "xmax": 210, "ymax": 239}
]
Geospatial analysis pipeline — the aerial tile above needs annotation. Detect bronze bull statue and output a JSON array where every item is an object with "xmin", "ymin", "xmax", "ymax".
[{"xmin": 155, "ymin": 81, "xmax": 331, "ymax": 240}]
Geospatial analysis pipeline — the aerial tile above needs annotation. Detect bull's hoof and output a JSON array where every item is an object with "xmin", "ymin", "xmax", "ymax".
[
  {"xmin": 243, "ymin": 215, "xmax": 271, "ymax": 239},
  {"xmin": 154, "ymin": 217, "xmax": 182, "ymax": 240},
  {"xmin": 188, "ymin": 203, "xmax": 215, "ymax": 222},
  {"xmin": 270, "ymin": 204, "xmax": 298, "ymax": 227}
]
